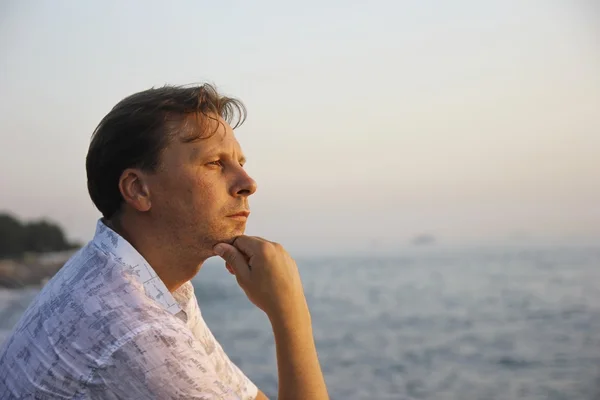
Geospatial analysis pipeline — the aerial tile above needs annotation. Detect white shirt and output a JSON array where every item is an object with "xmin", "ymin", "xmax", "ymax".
[{"xmin": 0, "ymin": 220, "xmax": 258, "ymax": 399}]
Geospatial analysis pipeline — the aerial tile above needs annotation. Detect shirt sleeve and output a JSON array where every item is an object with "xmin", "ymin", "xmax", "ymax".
[
  {"xmin": 203, "ymin": 326, "xmax": 259, "ymax": 400},
  {"xmin": 89, "ymin": 324, "xmax": 253, "ymax": 400},
  {"xmin": 185, "ymin": 291, "xmax": 258, "ymax": 400}
]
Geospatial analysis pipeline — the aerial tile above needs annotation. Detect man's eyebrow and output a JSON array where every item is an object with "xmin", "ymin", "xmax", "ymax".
[{"xmin": 239, "ymin": 155, "xmax": 247, "ymax": 164}]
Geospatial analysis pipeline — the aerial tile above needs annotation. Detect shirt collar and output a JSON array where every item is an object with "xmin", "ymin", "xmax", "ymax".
[{"xmin": 92, "ymin": 219, "xmax": 183, "ymax": 315}]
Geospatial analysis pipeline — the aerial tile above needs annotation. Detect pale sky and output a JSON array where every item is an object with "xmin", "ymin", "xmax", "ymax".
[{"xmin": 1, "ymin": 1, "xmax": 599, "ymax": 254}]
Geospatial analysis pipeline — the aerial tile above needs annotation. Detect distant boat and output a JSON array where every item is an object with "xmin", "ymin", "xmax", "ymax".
[{"xmin": 411, "ymin": 234, "xmax": 436, "ymax": 246}]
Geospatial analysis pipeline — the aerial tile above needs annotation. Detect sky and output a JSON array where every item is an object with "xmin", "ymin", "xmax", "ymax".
[{"xmin": 0, "ymin": 0, "xmax": 599, "ymax": 255}]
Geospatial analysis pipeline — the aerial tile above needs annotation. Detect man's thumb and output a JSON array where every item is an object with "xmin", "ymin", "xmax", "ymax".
[{"xmin": 213, "ymin": 243, "xmax": 249, "ymax": 279}]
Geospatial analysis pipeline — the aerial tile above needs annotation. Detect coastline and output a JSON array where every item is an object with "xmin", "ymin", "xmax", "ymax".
[{"xmin": 0, "ymin": 250, "xmax": 76, "ymax": 289}]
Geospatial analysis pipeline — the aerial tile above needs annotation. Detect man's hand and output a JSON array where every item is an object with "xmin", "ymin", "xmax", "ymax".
[
  {"xmin": 213, "ymin": 236, "xmax": 308, "ymax": 322},
  {"xmin": 213, "ymin": 236, "xmax": 330, "ymax": 400}
]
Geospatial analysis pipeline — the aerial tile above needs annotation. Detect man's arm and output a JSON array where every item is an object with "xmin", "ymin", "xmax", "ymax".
[
  {"xmin": 214, "ymin": 238, "xmax": 329, "ymax": 400},
  {"xmin": 269, "ymin": 303, "xmax": 328, "ymax": 400}
]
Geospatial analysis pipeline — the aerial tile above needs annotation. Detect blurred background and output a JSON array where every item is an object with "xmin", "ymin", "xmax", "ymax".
[{"xmin": 1, "ymin": 1, "xmax": 599, "ymax": 398}]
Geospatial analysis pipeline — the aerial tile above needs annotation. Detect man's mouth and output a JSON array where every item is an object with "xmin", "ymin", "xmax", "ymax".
[{"xmin": 227, "ymin": 211, "xmax": 250, "ymax": 220}]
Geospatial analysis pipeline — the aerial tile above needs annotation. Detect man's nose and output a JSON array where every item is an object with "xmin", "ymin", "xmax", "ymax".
[{"xmin": 232, "ymin": 169, "xmax": 257, "ymax": 197}]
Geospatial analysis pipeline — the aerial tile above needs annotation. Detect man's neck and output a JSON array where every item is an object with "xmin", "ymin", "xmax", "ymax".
[{"xmin": 104, "ymin": 216, "xmax": 205, "ymax": 292}]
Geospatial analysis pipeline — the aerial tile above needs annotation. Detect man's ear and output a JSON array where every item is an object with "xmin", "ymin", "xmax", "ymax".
[{"xmin": 118, "ymin": 168, "xmax": 152, "ymax": 212}]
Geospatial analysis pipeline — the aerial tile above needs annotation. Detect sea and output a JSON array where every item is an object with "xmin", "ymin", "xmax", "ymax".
[{"xmin": 1, "ymin": 245, "xmax": 600, "ymax": 399}]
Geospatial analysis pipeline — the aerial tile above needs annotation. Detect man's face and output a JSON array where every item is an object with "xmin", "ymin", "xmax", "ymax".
[{"xmin": 145, "ymin": 115, "xmax": 257, "ymax": 254}]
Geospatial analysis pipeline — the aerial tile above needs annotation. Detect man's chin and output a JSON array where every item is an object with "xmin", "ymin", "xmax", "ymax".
[
  {"xmin": 217, "ymin": 228, "xmax": 246, "ymax": 245},
  {"xmin": 220, "ymin": 236, "xmax": 237, "ymax": 245}
]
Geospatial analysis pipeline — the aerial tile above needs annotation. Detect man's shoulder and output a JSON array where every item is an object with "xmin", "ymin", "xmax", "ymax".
[{"xmin": 6, "ymin": 241, "xmax": 176, "ymax": 356}]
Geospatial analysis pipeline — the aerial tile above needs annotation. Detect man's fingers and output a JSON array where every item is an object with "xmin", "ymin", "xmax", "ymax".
[
  {"xmin": 232, "ymin": 235, "xmax": 271, "ymax": 256},
  {"xmin": 213, "ymin": 243, "xmax": 250, "ymax": 280},
  {"xmin": 225, "ymin": 263, "xmax": 234, "ymax": 275}
]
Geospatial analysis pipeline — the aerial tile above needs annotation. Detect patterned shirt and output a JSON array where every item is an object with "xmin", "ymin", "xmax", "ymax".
[{"xmin": 0, "ymin": 220, "xmax": 258, "ymax": 399}]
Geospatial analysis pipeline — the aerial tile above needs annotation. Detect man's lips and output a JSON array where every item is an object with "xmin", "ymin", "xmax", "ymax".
[{"xmin": 227, "ymin": 211, "xmax": 250, "ymax": 219}]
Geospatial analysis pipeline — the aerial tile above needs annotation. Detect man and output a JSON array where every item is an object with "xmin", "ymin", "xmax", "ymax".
[{"xmin": 0, "ymin": 84, "xmax": 329, "ymax": 399}]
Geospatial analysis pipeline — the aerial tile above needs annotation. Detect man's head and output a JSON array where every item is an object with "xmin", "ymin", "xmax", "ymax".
[{"xmin": 86, "ymin": 84, "xmax": 257, "ymax": 259}]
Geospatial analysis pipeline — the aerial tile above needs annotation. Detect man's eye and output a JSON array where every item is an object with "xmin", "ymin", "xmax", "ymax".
[{"xmin": 207, "ymin": 160, "xmax": 222, "ymax": 167}]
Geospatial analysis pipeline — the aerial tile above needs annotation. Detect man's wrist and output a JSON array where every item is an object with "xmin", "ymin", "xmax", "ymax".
[{"xmin": 267, "ymin": 300, "xmax": 312, "ymax": 334}]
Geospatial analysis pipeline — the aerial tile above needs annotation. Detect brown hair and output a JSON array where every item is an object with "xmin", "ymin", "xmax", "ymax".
[{"xmin": 85, "ymin": 83, "xmax": 246, "ymax": 219}]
